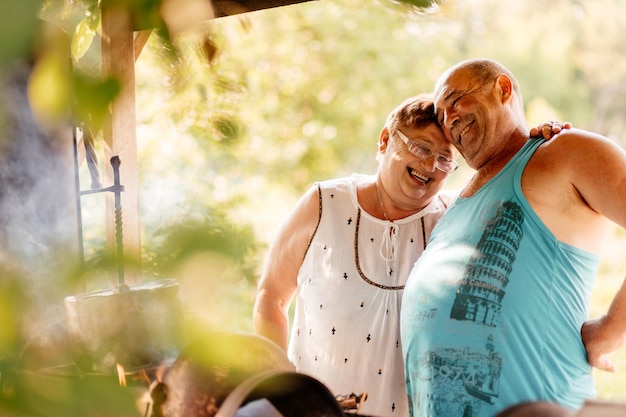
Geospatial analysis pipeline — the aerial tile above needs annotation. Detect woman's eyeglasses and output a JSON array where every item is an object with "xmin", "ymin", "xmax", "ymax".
[{"xmin": 395, "ymin": 130, "xmax": 459, "ymax": 173}]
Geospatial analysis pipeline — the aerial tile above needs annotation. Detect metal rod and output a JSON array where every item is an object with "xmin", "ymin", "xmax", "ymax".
[
  {"xmin": 72, "ymin": 126, "xmax": 85, "ymax": 266},
  {"xmin": 80, "ymin": 184, "xmax": 125, "ymax": 196},
  {"xmin": 83, "ymin": 125, "xmax": 102, "ymax": 190},
  {"xmin": 110, "ymin": 155, "xmax": 126, "ymax": 288}
]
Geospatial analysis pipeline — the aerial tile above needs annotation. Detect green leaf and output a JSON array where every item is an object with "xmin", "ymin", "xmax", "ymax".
[
  {"xmin": 72, "ymin": 74, "xmax": 120, "ymax": 131},
  {"xmin": 71, "ymin": 15, "xmax": 97, "ymax": 60}
]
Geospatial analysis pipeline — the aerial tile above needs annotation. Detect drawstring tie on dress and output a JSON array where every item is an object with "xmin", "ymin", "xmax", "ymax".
[{"xmin": 379, "ymin": 223, "xmax": 397, "ymax": 276}]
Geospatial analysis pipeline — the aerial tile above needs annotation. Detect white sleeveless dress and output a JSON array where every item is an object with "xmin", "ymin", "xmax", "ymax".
[{"xmin": 288, "ymin": 174, "xmax": 450, "ymax": 417}]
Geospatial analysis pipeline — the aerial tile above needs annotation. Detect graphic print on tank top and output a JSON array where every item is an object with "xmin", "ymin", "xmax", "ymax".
[{"xmin": 421, "ymin": 201, "xmax": 524, "ymax": 415}]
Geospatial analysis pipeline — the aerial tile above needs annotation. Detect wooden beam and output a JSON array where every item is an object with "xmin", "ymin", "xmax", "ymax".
[
  {"xmin": 101, "ymin": 5, "xmax": 142, "ymax": 286},
  {"xmin": 134, "ymin": 30, "xmax": 153, "ymax": 61},
  {"xmin": 211, "ymin": 0, "xmax": 316, "ymax": 17}
]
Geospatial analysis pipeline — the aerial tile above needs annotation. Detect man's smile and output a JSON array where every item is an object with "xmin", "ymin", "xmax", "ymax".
[{"xmin": 456, "ymin": 120, "xmax": 473, "ymax": 145}]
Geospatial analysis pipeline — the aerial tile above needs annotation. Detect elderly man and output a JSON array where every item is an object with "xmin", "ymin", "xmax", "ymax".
[{"xmin": 401, "ymin": 58, "xmax": 626, "ymax": 417}]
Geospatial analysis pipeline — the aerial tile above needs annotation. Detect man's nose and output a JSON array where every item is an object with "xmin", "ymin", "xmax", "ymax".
[{"xmin": 443, "ymin": 109, "xmax": 458, "ymax": 130}]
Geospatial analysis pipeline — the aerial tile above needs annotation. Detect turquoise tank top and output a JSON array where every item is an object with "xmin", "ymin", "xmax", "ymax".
[{"xmin": 401, "ymin": 138, "xmax": 599, "ymax": 417}]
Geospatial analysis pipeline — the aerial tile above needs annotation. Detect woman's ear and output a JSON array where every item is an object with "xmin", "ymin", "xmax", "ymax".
[{"xmin": 379, "ymin": 127, "xmax": 390, "ymax": 153}]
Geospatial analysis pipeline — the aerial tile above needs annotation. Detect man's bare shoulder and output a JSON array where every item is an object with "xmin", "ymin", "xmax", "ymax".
[
  {"xmin": 534, "ymin": 128, "xmax": 626, "ymax": 180},
  {"xmin": 537, "ymin": 127, "xmax": 613, "ymax": 153}
]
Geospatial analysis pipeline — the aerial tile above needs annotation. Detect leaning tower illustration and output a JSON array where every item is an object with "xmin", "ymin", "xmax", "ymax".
[{"xmin": 450, "ymin": 201, "xmax": 524, "ymax": 326}]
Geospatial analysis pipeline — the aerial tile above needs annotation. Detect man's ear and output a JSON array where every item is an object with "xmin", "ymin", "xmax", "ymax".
[{"xmin": 495, "ymin": 74, "xmax": 513, "ymax": 104}]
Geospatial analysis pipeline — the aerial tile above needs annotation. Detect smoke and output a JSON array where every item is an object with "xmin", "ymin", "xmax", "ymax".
[{"xmin": 0, "ymin": 59, "xmax": 79, "ymax": 363}]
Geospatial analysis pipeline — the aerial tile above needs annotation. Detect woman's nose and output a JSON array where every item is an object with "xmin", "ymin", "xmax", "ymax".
[{"xmin": 420, "ymin": 154, "xmax": 437, "ymax": 172}]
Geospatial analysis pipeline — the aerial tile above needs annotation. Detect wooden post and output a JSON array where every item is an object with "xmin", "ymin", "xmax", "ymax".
[{"xmin": 101, "ymin": 5, "xmax": 141, "ymax": 285}]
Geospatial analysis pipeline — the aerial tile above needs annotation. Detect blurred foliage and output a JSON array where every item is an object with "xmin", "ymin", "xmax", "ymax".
[
  {"xmin": 134, "ymin": 0, "xmax": 625, "ymax": 204},
  {"xmin": 0, "ymin": 366, "xmax": 142, "ymax": 417},
  {"xmin": 0, "ymin": 1, "xmax": 43, "ymax": 67},
  {"xmin": 145, "ymin": 208, "xmax": 259, "ymax": 283},
  {"xmin": 0, "ymin": 269, "xmax": 27, "ymax": 359}
]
